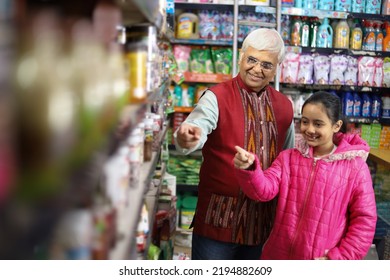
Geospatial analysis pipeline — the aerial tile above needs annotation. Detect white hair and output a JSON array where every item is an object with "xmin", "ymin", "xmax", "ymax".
[{"xmin": 241, "ymin": 28, "xmax": 285, "ymax": 63}]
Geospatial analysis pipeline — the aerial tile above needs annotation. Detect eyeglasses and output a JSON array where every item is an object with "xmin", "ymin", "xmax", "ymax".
[{"xmin": 245, "ymin": 56, "xmax": 274, "ymax": 71}]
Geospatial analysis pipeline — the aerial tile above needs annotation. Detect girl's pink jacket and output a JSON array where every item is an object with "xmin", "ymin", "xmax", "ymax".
[{"xmin": 234, "ymin": 133, "xmax": 377, "ymax": 260}]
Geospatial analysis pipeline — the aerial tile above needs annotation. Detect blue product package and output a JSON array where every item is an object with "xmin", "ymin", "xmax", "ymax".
[
  {"xmin": 353, "ymin": 92, "xmax": 362, "ymax": 117},
  {"xmin": 344, "ymin": 91, "xmax": 354, "ymax": 116},
  {"xmin": 365, "ymin": 0, "xmax": 382, "ymax": 14},
  {"xmin": 352, "ymin": 0, "xmax": 366, "ymax": 13},
  {"xmin": 371, "ymin": 94, "xmax": 382, "ymax": 118},
  {"xmin": 362, "ymin": 93, "xmax": 372, "ymax": 117}
]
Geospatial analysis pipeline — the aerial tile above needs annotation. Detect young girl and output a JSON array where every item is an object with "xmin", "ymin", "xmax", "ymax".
[{"xmin": 233, "ymin": 91, "xmax": 377, "ymax": 260}]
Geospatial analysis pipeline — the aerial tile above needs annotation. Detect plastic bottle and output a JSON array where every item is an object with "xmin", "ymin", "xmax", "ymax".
[
  {"xmin": 177, "ymin": 12, "xmax": 199, "ymax": 39},
  {"xmin": 281, "ymin": 15, "xmax": 292, "ymax": 45},
  {"xmin": 350, "ymin": 19, "xmax": 363, "ymax": 50},
  {"xmin": 371, "ymin": 94, "xmax": 382, "ymax": 118},
  {"xmin": 125, "ymin": 41, "xmax": 147, "ymax": 104},
  {"xmin": 316, "ymin": 18, "xmax": 333, "ymax": 48},
  {"xmin": 291, "ymin": 16, "xmax": 302, "ymax": 46},
  {"xmin": 143, "ymin": 117, "xmax": 154, "ymax": 162},
  {"xmin": 151, "ymin": 114, "xmax": 162, "ymax": 151},
  {"xmin": 353, "ymin": 92, "xmax": 362, "ymax": 117},
  {"xmin": 375, "ymin": 22, "xmax": 384, "ymax": 51},
  {"xmin": 361, "ymin": 93, "xmax": 371, "ymax": 118},
  {"xmin": 310, "ymin": 17, "xmax": 321, "ymax": 47},
  {"xmin": 363, "ymin": 21, "xmax": 376, "ymax": 51},
  {"xmin": 331, "ymin": 18, "xmax": 339, "ymax": 35},
  {"xmin": 136, "ymin": 203, "xmax": 149, "ymax": 253},
  {"xmin": 334, "ymin": 19, "xmax": 350, "ymax": 49},
  {"xmin": 301, "ymin": 17, "xmax": 310, "ymax": 47},
  {"xmin": 343, "ymin": 92, "xmax": 354, "ymax": 117},
  {"xmin": 128, "ymin": 128, "xmax": 143, "ymax": 189},
  {"xmin": 383, "ymin": 22, "xmax": 390, "ymax": 51}
]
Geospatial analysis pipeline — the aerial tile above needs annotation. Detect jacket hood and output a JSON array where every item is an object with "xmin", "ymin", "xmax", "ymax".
[{"xmin": 296, "ymin": 132, "xmax": 370, "ymax": 162}]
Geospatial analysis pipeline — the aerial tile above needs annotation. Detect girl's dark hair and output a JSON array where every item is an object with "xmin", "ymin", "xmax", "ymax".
[{"xmin": 302, "ymin": 91, "xmax": 347, "ymax": 133}]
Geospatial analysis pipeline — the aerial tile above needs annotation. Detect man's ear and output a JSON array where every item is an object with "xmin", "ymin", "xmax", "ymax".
[{"xmin": 238, "ymin": 51, "xmax": 243, "ymax": 64}]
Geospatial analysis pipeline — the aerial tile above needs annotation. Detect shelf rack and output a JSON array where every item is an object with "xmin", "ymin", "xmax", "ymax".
[{"xmin": 109, "ymin": 122, "xmax": 169, "ymax": 260}]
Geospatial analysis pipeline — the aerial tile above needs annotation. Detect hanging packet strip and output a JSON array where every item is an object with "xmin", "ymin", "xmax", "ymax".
[
  {"xmin": 313, "ymin": 55, "xmax": 331, "ymax": 85},
  {"xmin": 344, "ymin": 56, "xmax": 358, "ymax": 86},
  {"xmin": 358, "ymin": 56, "xmax": 376, "ymax": 87},
  {"xmin": 297, "ymin": 54, "xmax": 314, "ymax": 84},
  {"xmin": 282, "ymin": 52, "xmax": 300, "ymax": 83},
  {"xmin": 329, "ymin": 54, "xmax": 349, "ymax": 85}
]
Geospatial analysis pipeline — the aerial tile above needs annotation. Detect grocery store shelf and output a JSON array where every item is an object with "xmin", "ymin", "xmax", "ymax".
[
  {"xmin": 174, "ymin": 106, "xmax": 193, "ymax": 113},
  {"xmin": 281, "ymin": 7, "xmax": 348, "ymax": 18},
  {"xmin": 183, "ymin": 72, "xmax": 232, "ymax": 83},
  {"xmin": 175, "ymin": 2, "xmax": 233, "ymax": 11},
  {"xmin": 110, "ymin": 122, "xmax": 169, "ymax": 260},
  {"xmin": 238, "ymin": 20, "xmax": 276, "ymax": 28},
  {"xmin": 285, "ymin": 45, "xmax": 390, "ymax": 58},
  {"xmin": 171, "ymin": 38, "xmax": 233, "ymax": 46},
  {"xmin": 142, "ymin": 162, "xmax": 167, "ymax": 259},
  {"xmin": 109, "ymin": 149, "xmax": 160, "ymax": 260},
  {"xmin": 348, "ymin": 12, "xmax": 390, "ymax": 21},
  {"xmin": 281, "ymin": 82, "xmax": 388, "ymax": 94},
  {"xmin": 249, "ymin": 6, "xmax": 276, "ymax": 14}
]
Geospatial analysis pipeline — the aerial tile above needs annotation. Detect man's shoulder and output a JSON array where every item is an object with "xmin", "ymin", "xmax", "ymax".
[
  {"xmin": 267, "ymin": 86, "xmax": 283, "ymax": 96},
  {"xmin": 268, "ymin": 86, "xmax": 291, "ymax": 101},
  {"xmin": 209, "ymin": 78, "xmax": 235, "ymax": 95}
]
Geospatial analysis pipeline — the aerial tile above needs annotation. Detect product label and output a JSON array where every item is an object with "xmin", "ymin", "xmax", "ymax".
[
  {"xmin": 362, "ymin": 102, "xmax": 370, "ymax": 117},
  {"xmin": 354, "ymin": 100, "xmax": 362, "ymax": 117},
  {"xmin": 346, "ymin": 100, "xmax": 354, "ymax": 116}
]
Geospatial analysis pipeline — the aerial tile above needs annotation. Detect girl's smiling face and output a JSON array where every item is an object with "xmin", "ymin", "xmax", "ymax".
[{"xmin": 300, "ymin": 103, "xmax": 342, "ymax": 157}]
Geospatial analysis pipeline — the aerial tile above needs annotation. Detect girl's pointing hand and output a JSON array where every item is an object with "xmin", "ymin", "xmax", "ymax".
[{"xmin": 234, "ymin": 146, "xmax": 255, "ymax": 170}]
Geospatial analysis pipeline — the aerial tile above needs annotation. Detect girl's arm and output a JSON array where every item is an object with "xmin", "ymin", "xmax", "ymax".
[
  {"xmin": 233, "ymin": 146, "xmax": 283, "ymax": 202},
  {"xmin": 327, "ymin": 164, "xmax": 377, "ymax": 260}
]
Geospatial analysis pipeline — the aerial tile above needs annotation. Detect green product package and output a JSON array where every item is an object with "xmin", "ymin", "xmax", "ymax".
[
  {"xmin": 180, "ymin": 195, "xmax": 198, "ymax": 229},
  {"xmin": 211, "ymin": 47, "xmax": 232, "ymax": 74},
  {"xmin": 190, "ymin": 48, "xmax": 214, "ymax": 74}
]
